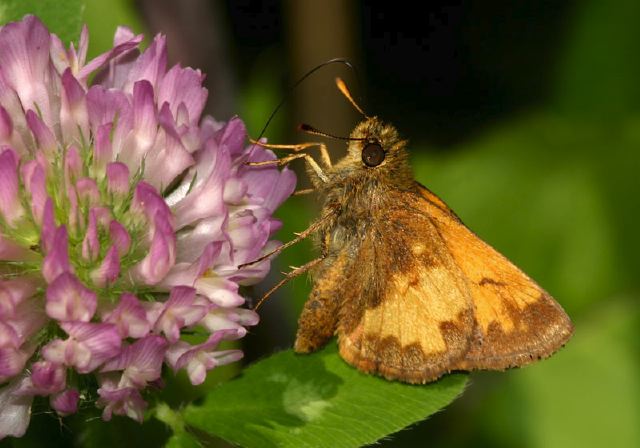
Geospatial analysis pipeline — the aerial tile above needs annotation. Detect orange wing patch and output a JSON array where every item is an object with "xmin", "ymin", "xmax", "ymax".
[
  {"xmin": 336, "ymin": 203, "xmax": 475, "ymax": 383},
  {"xmin": 416, "ymin": 184, "xmax": 573, "ymax": 370}
]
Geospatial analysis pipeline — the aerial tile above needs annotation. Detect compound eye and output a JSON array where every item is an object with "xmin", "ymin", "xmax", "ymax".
[{"xmin": 361, "ymin": 142, "xmax": 385, "ymax": 167}]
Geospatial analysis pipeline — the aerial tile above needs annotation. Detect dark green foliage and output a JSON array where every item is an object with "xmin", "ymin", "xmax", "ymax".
[{"xmin": 184, "ymin": 343, "xmax": 467, "ymax": 448}]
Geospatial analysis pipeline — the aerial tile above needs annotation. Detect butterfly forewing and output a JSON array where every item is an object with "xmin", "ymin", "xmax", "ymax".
[{"xmin": 415, "ymin": 184, "xmax": 574, "ymax": 369}]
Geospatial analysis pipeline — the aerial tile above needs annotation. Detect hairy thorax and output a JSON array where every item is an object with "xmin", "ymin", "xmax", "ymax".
[{"xmin": 319, "ymin": 175, "xmax": 417, "ymax": 256}]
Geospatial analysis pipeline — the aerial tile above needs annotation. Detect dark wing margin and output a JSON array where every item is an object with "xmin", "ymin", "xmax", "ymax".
[{"xmin": 414, "ymin": 183, "xmax": 573, "ymax": 370}]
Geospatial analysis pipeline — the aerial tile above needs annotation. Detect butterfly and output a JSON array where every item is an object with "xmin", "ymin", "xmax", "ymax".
[{"xmin": 245, "ymin": 77, "xmax": 573, "ymax": 383}]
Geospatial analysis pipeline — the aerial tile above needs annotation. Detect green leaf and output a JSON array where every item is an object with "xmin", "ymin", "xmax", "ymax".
[
  {"xmin": 163, "ymin": 432, "xmax": 201, "ymax": 448},
  {"xmin": 155, "ymin": 403, "xmax": 201, "ymax": 448},
  {"xmin": 74, "ymin": 415, "xmax": 170, "ymax": 448},
  {"xmin": 183, "ymin": 342, "xmax": 467, "ymax": 448},
  {"xmin": 0, "ymin": 0, "xmax": 84, "ymax": 45}
]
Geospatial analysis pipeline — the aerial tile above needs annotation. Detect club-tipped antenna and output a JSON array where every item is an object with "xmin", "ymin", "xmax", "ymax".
[
  {"xmin": 298, "ymin": 123, "xmax": 366, "ymax": 141},
  {"xmin": 254, "ymin": 58, "xmax": 364, "ymax": 144},
  {"xmin": 335, "ymin": 77, "xmax": 368, "ymax": 117}
]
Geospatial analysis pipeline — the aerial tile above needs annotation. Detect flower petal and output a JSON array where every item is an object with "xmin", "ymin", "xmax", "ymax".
[
  {"xmin": 106, "ymin": 162, "xmax": 130, "ymax": 196},
  {"xmin": 101, "ymin": 335, "xmax": 168, "ymax": 388},
  {"xmin": 42, "ymin": 226, "xmax": 72, "ymax": 283},
  {"xmin": 57, "ymin": 322, "xmax": 122, "ymax": 373},
  {"xmin": 0, "ymin": 148, "xmax": 24, "ymax": 226},
  {"xmin": 170, "ymin": 135, "xmax": 230, "ymax": 229},
  {"xmin": 60, "ymin": 69, "xmax": 89, "ymax": 144},
  {"xmin": 157, "ymin": 65, "xmax": 206, "ymax": 126},
  {"xmin": 50, "ymin": 388, "xmax": 79, "ymax": 416},
  {"xmin": 78, "ymin": 30, "xmax": 143, "ymax": 81},
  {"xmin": 166, "ymin": 331, "xmax": 242, "ymax": 385},
  {"xmin": 0, "ymin": 377, "xmax": 32, "ymax": 439},
  {"xmin": 154, "ymin": 287, "xmax": 208, "ymax": 343},
  {"xmin": 0, "ymin": 16, "xmax": 53, "ymax": 126},
  {"xmin": 25, "ymin": 110, "xmax": 56, "ymax": 155},
  {"xmin": 30, "ymin": 361, "xmax": 66, "ymax": 395},
  {"xmin": 109, "ymin": 220, "xmax": 131, "ymax": 256},
  {"xmin": 97, "ymin": 386, "xmax": 146, "ymax": 423},
  {"xmin": 0, "ymin": 105, "xmax": 13, "ymax": 143},
  {"xmin": 45, "ymin": 273, "xmax": 97, "ymax": 322},
  {"xmin": 91, "ymin": 245, "xmax": 121, "ymax": 288},
  {"xmin": 20, "ymin": 160, "xmax": 47, "ymax": 226},
  {"xmin": 81, "ymin": 209, "xmax": 100, "ymax": 261},
  {"xmin": 133, "ymin": 211, "xmax": 175, "ymax": 285},
  {"xmin": 102, "ymin": 293, "xmax": 150, "ymax": 339},
  {"xmin": 0, "ymin": 347, "xmax": 29, "ymax": 382}
]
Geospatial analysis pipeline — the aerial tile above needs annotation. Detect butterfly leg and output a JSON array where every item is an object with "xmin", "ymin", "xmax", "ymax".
[
  {"xmin": 292, "ymin": 188, "xmax": 315, "ymax": 196},
  {"xmin": 253, "ymin": 257, "xmax": 324, "ymax": 310},
  {"xmin": 237, "ymin": 208, "xmax": 337, "ymax": 269},
  {"xmin": 249, "ymin": 140, "xmax": 332, "ymax": 168},
  {"xmin": 247, "ymin": 152, "xmax": 329, "ymax": 183}
]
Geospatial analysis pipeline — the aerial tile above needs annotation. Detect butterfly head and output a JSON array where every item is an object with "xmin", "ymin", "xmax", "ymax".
[
  {"xmin": 299, "ymin": 78, "xmax": 414, "ymax": 189},
  {"xmin": 347, "ymin": 117, "xmax": 408, "ymax": 170},
  {"xmin": 330, "ymin": 77, "xmax": 413, "ymax": 184}
]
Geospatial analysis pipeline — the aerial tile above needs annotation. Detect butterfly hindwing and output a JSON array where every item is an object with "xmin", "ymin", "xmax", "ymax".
[{"xmin": 295, "ymin": 248, "xmax": 352, "ymax": 353}]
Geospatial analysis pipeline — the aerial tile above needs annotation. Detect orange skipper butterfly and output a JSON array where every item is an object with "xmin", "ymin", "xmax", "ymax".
[{"xmin": 244, "ymin": 77, "xmax": 573, "ymax": 383}]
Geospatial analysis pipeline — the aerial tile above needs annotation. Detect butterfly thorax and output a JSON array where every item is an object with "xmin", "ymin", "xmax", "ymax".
[{"xmin": 314, "ymin": 118, "xmax": 420, "ymax": 253}]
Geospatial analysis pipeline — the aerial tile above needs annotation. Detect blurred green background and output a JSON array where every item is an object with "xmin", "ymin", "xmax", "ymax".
[{"xmin": 5, "ymin": 0, "xmax": 640, "ymax": 446}]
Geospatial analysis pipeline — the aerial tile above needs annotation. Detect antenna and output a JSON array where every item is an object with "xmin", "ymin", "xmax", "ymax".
[
  {"xmin": 335, "ymin": 77, "xmax": 368, "ymax": 117},
  {"xmin": 254, "ymin": 58, "xmax": 364, "ymax": 143},
  {"xmin": 298, "ymin": 123, "xmax": 366, "ymax": 141}
]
